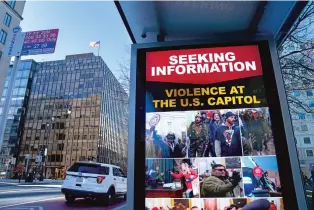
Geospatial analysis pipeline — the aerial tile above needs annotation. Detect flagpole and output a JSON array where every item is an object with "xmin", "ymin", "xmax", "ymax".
[{"xmin": 98, "ymin": 43, "xmax": 100, "ymax": 56}]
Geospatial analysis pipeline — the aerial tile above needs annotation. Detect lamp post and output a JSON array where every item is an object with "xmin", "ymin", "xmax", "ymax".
[{"xmin": 40, "ymin": 116, "xmax": 54, "ymax": 180}]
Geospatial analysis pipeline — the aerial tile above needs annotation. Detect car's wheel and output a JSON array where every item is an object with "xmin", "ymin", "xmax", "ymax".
[
  {"xmin": 65, "ymin": 194, "xmax": 75, "ymax": 203},
  {"xmin": 107, "ymin": 187, "xmax": 116, "ymax": 205}
]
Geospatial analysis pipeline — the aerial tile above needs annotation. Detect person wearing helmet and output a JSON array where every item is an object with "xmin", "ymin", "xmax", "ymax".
[
  {"xmin": 162, "ymin": 132, "xmax": 175, "ymax": 158},
  {"xmin": 187, "ymin": 113, "xmax": 209, "ymax": 157},
  {"xmin": 200, "ymin": 111, "xmax": 207, "ymax": 123},
  {"xmin": 161, "ymin": 132, "xmax": 186, "ymax": 158}
]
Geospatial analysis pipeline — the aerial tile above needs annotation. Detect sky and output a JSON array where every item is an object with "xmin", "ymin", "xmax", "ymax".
[
  {"xmin": 242, "ymin": 156, "xmax": 279, "ymax": 171},
  {"xmin": 19, "ymin": 1, "xmax": 132, "ymax": 77}
]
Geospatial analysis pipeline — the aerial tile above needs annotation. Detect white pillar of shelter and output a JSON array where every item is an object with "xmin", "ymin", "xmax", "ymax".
[{"xmin": 0, "ymin": 56, "xmax": 21, "ymax": 151}]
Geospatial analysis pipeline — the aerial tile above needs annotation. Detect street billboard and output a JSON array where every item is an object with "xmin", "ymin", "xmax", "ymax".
[
  {"xmin": 6, "ymin": 27, "xmax": 59, "ymax": 56},
  {"xmin": 21, "ymin": 29, "xmax": 59, "ymax": 56},
  {"xmin": 129, "ymin": 39, "xmax": 304, "ymax": 209}
]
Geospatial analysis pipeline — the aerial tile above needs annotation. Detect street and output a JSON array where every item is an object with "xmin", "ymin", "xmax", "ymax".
[{"xmin": 0, "ymin": 180, "xmax": 126, "ymax": 210}]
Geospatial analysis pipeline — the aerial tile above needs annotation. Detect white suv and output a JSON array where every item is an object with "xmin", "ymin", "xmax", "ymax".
[{"xmin": 61, "ymin": 161, "xmax": 127, "ymax": 204}]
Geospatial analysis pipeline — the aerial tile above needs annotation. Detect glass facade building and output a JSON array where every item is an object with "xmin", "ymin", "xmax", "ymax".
[
  {"xmin": 18, "ymin": 53, "xmax": 128, "ymax": 179},
  {"xmin": 0, "ymin": 60, "xmax": 36, "ymax": 177}
]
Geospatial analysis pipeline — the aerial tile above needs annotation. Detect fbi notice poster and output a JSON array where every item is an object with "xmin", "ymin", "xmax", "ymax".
[{"xmin": 145, "ymin": 45, "xmax": 285, "ymax": 210}]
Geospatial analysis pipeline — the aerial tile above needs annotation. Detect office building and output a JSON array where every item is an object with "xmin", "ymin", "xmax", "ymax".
[
  {"xmin": 290, "ymin": 89, "xmax": 314, "ymax": 177},
  {"xmin": 0, "ymin": 60, "xmax": 36, "ymax": 177},
  {"xmin": 0, "ymin": 0, "xmax": 26, "ymax": 102},
  {"xmin": 18, "ymin": 53, "xmax": 128, "ymax": 179}
]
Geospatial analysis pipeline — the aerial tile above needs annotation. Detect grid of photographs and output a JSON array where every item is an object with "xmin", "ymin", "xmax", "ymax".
[
  {"xmin": 145, "ymin": 108, "xmax": 283, "ymax": 210},
  {"xmin": 145, "ymin": 198, "xmax": 284, "ymax": 210}
]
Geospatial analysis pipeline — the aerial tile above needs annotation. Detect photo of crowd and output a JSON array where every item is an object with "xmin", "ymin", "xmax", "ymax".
[
  {"xmin": 145, "ymin": 159, "xmax": 199, "ymax": 198},
  {"xmin": 186, "ymin": 110, "xmax": 244, "ymax": 157},
  {"xmin": 197, "ymin": 157, "xmax": 244, "ymax": 198},
  {"xmin": 200, "ymin": 197, "xmax": 283, "ymax": 210},
  {"xmin": 145, "ymin": 197, "xmax": 284, "ymax": 210},
  {"xmin": 145, "ymin": 198, "xmax": 201, "ymax": 210},
  {"xmin": 241, "ymin": 156, "xmax": 282, "ymax": 197},
  {"xmin": 145, "ymin": 108, "xmax": 282, "ymax": 207},
  {"xmin": 241, "ymin": 108, "xmax": 275, "ymax": 156},
  {"xmin": 146, "ymin": 108, "xmax": 275, "ymax": 159},
  {"xmin": 146, "ymin": 112, "xmax": 188, "ymax": 158}
]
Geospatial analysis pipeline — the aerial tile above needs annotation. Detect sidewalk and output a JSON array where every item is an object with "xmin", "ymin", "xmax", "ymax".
[
  {"xmin": 0, "ymin": 178, "xmax": 64, "ymax": 185},
  {"xmin": 113, "ymin": 204, "xmax": 127, "ymax": 210}
]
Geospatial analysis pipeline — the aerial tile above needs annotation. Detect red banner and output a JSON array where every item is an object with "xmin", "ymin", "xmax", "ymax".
[{"xmin": 146, "ymin": 45, "xmax": 263, "ymax": 84}]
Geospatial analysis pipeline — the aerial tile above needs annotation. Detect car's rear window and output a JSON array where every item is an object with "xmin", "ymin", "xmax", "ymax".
[{"xmin": 68, "ymin": 163, "xmax": 109, "ymax": 175}]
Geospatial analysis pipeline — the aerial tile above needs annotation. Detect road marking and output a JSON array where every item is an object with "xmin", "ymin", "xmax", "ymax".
[
  {"xmin": 18, "ymin": 185, "xmax": 62, "ymax": 188},
  {"xmin": 6, "ymin": 206, "xmax": 43, "ymax": 210},
  {"xmin": 0, "ymin": 188, "xmax": 58, "ymax": 194},
  {"xmin": 0, "ymin": 182, "xmax": 20, "ymax": 186},
  {"xmin": 0, "ymin": 197, "xmax": 63, "ymax": 209}
]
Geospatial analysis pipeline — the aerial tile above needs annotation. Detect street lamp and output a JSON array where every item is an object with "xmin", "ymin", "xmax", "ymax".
[{"xmin": 40, "ymin": 116, "xmax": 54, "ymax": 180}]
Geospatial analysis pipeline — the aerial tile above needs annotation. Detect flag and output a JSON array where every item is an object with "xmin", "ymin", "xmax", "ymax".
[{"xmin": 89, "ymin": 41, "xmax": 100, "ymax": 48}]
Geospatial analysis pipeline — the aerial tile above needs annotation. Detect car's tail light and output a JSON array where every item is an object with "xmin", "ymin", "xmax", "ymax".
[{"xmin": 96, "ymin": 176, "xmax": 106, "ymax": 184}]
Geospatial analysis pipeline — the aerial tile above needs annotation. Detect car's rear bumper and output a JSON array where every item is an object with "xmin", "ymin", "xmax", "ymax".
[{"xmin": 61, "ymin": 188, "xmax": 107, "ymax": 198}]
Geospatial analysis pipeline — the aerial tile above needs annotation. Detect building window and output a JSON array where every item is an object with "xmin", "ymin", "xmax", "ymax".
[
  {"xmin": 57, "ymin": 143, "xmax": 64, "ymax": 151},
  {"xmin": 304, "ymin": 137, "xmax": 311, "ymax": 144},
  {"xmin": 306, "ymin": 90, "xmax": 313, "ymax": 97},
  {"xmin": 309, "ymin": 101, "xmax": 314, "ymax": 108},
  {"xmin": 306, "ymin": 150, "xmax": 314, "ymax": 157},
  {"xmin": 0, "ymin": 51, "xmax": 2, "ymax": 61},
  {"xmin": 0, "ymin": 30, "xmax": 7, "ymax": 44},
  {"xmin": 3, "ymin": 13, "xmax": 11, "ymax": 27},
  {"xmin": 301, "ymin": 124, "xmax": 308, "ymax": 131},
  {"xmin": 299, "ymin": 113, "xmax": 306, "ymax": 120},
  {"xmin": 293, "ymin": 91, "xmax": 301, "ymax": 97},
  {"xmin": 56, "ymin": 133, "xmax": 65, "ymax": 140},
  {"xmin": 7, "ymin": 1, "xmax": 16, "ymax": 9}
]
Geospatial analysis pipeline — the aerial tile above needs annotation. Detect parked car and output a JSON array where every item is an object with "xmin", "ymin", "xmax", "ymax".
[{"xmin": 61, "ymin": 161, "xmax": 127, "ymax": 204}]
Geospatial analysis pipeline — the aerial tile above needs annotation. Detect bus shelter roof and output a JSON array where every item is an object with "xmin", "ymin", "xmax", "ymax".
[{"xmin": 115, "ymin": 1, "xmax": 307, "ymax": 45}]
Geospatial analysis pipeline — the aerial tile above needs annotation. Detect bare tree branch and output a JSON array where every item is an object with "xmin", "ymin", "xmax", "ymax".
[
  {"xmin": 116, "ymin": 45, "xmax": 131, "ymax": 96},
  {"xmin": 279, "ymin": 2, "xmax": 314, "ymax": 114}
]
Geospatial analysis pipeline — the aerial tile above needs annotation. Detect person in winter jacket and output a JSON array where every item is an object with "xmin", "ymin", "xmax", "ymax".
[
  {"xmin": 188, "ymin": 113, "xmax": 209, "ymax": 157},
  {"xmin": 170, "ymin": 159, "xmax": 198, "ymax": 198},
  {"xmin": 214, "ymin": 112, "xmax": 243, "ymax": 157},
  {"xmin": 209, "ymin": 111, "xmax": 223, "ymax": 156},
  {"xmin": 247, "ymin": 109, "xmax": 264, "ymax": 155},
  {"xmin": 201, "ymin": 164, "xmax": 241, "ymax": 197}
]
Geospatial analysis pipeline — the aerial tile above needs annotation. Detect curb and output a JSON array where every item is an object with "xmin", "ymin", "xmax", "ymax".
[{"xmin": 113, "ymin": 204, "xmax": 127, "ymax": 210}]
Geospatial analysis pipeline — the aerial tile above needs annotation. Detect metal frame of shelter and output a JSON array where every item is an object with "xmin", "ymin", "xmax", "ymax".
[{"xmin": 128, "ymin": 35, "xmax": 306, "ymax": 210}]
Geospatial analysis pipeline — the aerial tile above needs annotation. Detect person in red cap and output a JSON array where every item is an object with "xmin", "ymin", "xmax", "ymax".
[
  {"xmin": 268, "ymin": 200, "xmax": 277, "ymax": 210},
  {"xmin": 253, "ymin": 165, "xmax": 264, "ymax": 188}
]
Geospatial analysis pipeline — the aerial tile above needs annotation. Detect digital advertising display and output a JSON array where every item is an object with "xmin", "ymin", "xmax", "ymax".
[{"xmin": 138, "ymin": 42, "xmax": 298, "ymax": 210}]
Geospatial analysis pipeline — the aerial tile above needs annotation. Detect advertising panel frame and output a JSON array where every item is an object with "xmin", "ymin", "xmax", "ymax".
[{"xmin": 127, "ymin": 36, "xmax": 306, "ymax": 210}]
